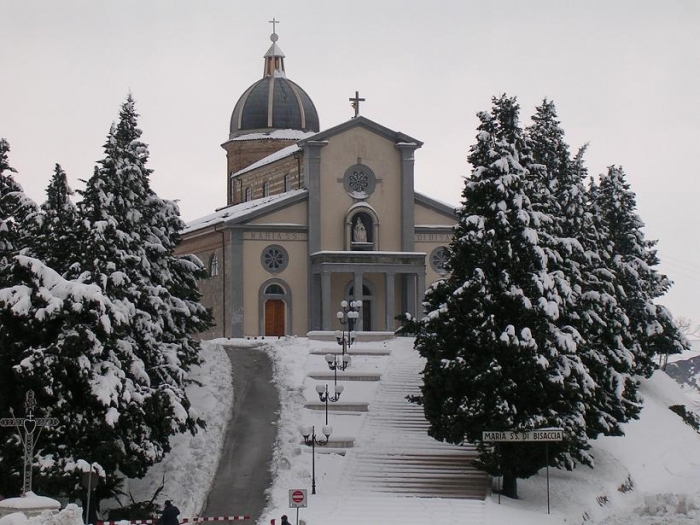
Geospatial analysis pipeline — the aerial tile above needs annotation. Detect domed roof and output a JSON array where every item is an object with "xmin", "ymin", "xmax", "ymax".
[{"xmin": 229, "ymin": 32, "xmax": 320, "ymax": 139}]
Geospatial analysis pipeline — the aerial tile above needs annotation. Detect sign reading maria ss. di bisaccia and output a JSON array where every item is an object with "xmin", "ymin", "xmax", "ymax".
[{"xmin": 482, "ymin": 429, "xmax": 564, "ymax": 442}]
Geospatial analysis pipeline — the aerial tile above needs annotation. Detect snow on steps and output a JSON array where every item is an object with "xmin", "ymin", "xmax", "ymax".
[
  {"xmin": 306, "ymin": 370, "xmax": 381, "ymax": 381},
  {"xmin": 336, "ymin": 339, "xmax": 490, "ymax": 501},
  {"xmin": 318, "ymin": 495, "xmax": 485, "ymax": 525}
]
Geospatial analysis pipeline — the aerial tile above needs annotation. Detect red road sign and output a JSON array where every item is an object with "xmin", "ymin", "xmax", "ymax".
[{"xmin": 289, "ymin": 489, "xmax": 307, "ymax": 508}]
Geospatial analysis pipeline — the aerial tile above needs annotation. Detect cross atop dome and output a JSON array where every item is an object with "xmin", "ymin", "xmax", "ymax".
[{"xmin": 264, "ymin": 18, "xmax": 285, "ymax": 77}]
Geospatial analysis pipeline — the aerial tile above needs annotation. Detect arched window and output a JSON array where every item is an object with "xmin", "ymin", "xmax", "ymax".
[
  {"xmin": 263, "ymin": 181, "xmax": 270, "ymax": 197},
  {"xmin": 245, "ymin": 187, "xmax": 252, "ymax": 202},
  {"xmin": 265, "ymin": 284, "xmax": 285, "ymax": 295},
  {"xmin": 209, "ymin": 253, "xmax": 219, "ymax": 277}
]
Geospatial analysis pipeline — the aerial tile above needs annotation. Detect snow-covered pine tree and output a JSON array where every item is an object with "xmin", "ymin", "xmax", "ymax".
[
  {"xmin": 415, "ymin": 96, "xmax": 595, "ymax": 498},
  {"xmin": 593, "ymin": 166, "xmax": 687, "ymax": 376},
  {"xmin": 141, "ymin": 193, "xmax": 212, "ymax": 384},
  {"xmin": 527, "ymin": 102, "xmax": 643, "ymax": 438},
  {"xmin": 27, "ymin": 164, "xmax": 81, "ymax": 276},
  {"xmin": 59, "ymin": 96, "xmax": 212, "ymax": 495},
  {"xmin": 0, "ymin": 139, "xmax": 38, "ymax": 280},
  {"xmin": 0, "ymin": 138, "xmax": 19, "ymax": 278},
  {"xmin": 0, "ymin": 254, "xmax": 130, "ymax": 497},
  {"xmin": 0, "ymin": 142, "xmax": 126, "ymax": 498}
]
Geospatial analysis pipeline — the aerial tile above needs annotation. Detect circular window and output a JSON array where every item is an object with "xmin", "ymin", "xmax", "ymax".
[
  {"xmin": 343, "ymin": 164, "xmax": 376, "ymax": 199},
  {"xmin": 261, "ymin": 245, "xmax": 289, "ymax": 273},
  {"xmin": 430, "ymin": 246, "xmax": 449, "ymax": 274}
]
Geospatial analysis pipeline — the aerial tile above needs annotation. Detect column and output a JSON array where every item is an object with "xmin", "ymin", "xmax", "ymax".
[
  {"xmin": 304, "ymin": 141, "xmax": 327, "ymax": 254},
  {"xmin": 385, "ymin": 272, "xmax": 395, "ymax": 331},
  {"xmin": 321, "ymin": 272, "xmax": 332, "ymax": 331},
  {"xmin": 309, "ymin": 273, "xmax": 321, "ymax": 331},
  {"xmin": 417, "ymin": 270, "xmax": 426, "ymax": 316},
  {"xmin": 230, "ymin": 229, "xmax": 244, "ymax": 337},
  {"xmin": 405, "ymin": 274, "xmax": 417, "ymax": 318},
  {"xmin": 353, "ymin": 272, "xmax": 363, "ymax": 331},
  {"xmin": 396, "ymin": 143, "xmax": 420, "ymax": 252}
]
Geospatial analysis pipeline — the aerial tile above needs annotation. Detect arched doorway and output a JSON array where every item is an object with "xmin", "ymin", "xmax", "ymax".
[
  {"xmin": 259, "ymin": 281, "xmax": 291, "ymax": 336},
  {"xmin": 264, "ymin": 299, "xmax": 285, "ymax": 336}
]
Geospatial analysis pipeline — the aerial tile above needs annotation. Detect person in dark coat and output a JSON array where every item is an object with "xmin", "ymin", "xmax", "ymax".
[
  {"xmin": 160, "ymin": 500, "xmax": 180, "ymax": 525},
  {"xmin": 280, "ymin": 516, "xmax": 291, "ymax": 525}
]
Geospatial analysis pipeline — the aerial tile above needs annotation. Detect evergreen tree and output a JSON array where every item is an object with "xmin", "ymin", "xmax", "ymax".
[
  {"xmin": 28, "ymin": 164, "xmax": 81, "ymax": 275},
  {"xmin": 527, "ymin": 103, "xmax": 643, "ymax": 439},
  {"xmin": 415, "ymin": 96, "xmax": 595, "ymax": 498},
  {"xmin": 0, "ymin": 255, "xmax": 130, "ymax": 497},
  {"xmin": 0, "ymin": 139, "xmax": 38, "ymax": 277},
  {"xmin": 1, "ymin": 98, "xmax": 211, "ymax": 499},
  {"xmin": 41, "ymin": 95, "xmax": 212, "ymax": 495},
  {"xmin": 593, "ymin": 166, "xmax": 687, "ymax": 376}
]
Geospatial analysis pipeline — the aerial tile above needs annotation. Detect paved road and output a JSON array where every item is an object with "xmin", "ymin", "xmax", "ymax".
[{"xmin": 202, "ymin": 345, "xmax": 279, "ymax": 523}]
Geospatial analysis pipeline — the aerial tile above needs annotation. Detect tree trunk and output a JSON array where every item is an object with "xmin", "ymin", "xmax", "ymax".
[{"xmin": 501, "ymin": 471, "xmax": 518, "ymax": 499}]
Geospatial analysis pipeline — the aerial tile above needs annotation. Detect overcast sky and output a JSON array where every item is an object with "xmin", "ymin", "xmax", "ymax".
[{"xmin": 2, "ymin": 0, "xmax": 699, "ymax": 324}]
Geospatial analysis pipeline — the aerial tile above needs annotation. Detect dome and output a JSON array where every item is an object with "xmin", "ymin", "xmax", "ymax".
[{"xmin": 229, "ymin": 32, "xmax": 320, "ymax": 139}]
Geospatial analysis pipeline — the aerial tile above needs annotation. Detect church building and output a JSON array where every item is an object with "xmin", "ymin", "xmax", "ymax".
[{"xmin": 177, "ymin": 29, "xmax": 456, "ymax": 339}]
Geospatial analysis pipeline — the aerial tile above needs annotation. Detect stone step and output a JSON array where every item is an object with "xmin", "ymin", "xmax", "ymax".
[
  {"xmin": 307, "ymin": 371, "xmax": 381, "ymax": 381},
  {"xmin": 304, "ymin": 402, "xmax": 369, "ymax": 412},
  {"xmin": 310, "ymin": 348, "xmax": 392, "ymax": 356},
  {"xmin": 307, "ymin": 331, "xmax": 395, "ymax": 342}
]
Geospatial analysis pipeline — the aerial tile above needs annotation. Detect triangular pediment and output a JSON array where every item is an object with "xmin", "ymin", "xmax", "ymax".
[{"xmin": 298, "ymin": 116, "xmax": 423, "ymax": 148}]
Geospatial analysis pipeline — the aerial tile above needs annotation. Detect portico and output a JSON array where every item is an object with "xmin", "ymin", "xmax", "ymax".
[{"xmin": 310, "ymin": 251, "xmax": 427, "ymax": 332}]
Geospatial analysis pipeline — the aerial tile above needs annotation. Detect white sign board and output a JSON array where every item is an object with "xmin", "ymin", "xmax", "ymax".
[
  {"xmin": 289, "ymin": 489, "xmax": 308, "ymax": 508},
  {"xmin": 482, "ymin": 429, "xmax": 564, "ymax": 442}
]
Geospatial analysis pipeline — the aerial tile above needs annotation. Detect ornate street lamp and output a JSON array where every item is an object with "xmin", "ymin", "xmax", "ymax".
[
  {"xmin": 315, "ymin": 383, "xmax": 344, "ymax": 425},
  {"xmin": 326, "ymin": 300, "xmax": 362, "ymax": 373},
  {"xmin": 299, "ymin": 424, "xmax": 332, "ymax": 494}
]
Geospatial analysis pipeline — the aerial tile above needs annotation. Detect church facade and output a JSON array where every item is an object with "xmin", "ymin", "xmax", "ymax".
[{"xmin": 177, "ymin": 30, "xmax": 456, "ymax": 339}]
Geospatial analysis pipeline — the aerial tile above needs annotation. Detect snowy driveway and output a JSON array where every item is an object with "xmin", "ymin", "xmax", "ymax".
[{"xmin": 202, "ymin": 345, "xmax": 279, "ymax": 523}]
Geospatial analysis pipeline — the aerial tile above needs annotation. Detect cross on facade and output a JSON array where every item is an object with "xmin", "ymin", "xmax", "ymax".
[
  {"xmin": 269, "ymin": 17, "xmax": 279, "ymax": 34},
  {"xmin": 0, "ymin": 390, "xmax": 58, "ymax": 495},
  {"xmin": 349, "ymin": 91, "xmax": 365, "ymax": 118}
]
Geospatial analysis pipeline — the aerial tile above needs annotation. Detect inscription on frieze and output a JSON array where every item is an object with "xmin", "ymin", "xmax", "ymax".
[
  {"xmin": 415, "ymin": 233, "xmax": 452, "ymax": 242},
  {"xmin": 245, "ymin": 231, "xmax": 307, "ymax": 241}
]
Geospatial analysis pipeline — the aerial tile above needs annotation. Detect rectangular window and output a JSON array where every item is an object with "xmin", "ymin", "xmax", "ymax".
[
  {"xmin": 284, "ymin": 174, "xmax": 291, "ymax": 192},
  {"xmin": 263, "ymin": 181, "xmax": 270, "ymax": 197},
  {"xmin": 245, "ymin": 187, "xmax": 252, "ymax": 202}
]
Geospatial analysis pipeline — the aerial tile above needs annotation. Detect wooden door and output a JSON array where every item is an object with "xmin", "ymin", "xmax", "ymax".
[{"xmin": 265, "ymin": 299, "xmax": 285, "ymax": 336}]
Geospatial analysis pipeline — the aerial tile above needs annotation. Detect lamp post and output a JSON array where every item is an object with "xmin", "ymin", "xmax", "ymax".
[
  {"xmin": 326, "ymin": 300, "xmax": 362, "ymax": 373},
  {"xmin": 299, "ymin": 425, "xmax": 332, "ymax": 494},
  {"xmin": 315, "ymin": 384, "xmax": 343, "ymax": 425}
]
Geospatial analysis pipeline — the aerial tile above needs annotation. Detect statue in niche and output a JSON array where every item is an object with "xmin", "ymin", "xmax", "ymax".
[{"xmin": 353, "ymin": 217, "xmax": 368, "ymax": 243}]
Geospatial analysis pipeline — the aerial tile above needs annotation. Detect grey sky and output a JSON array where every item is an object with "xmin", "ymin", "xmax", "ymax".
[{"xmin": 1, "ymin": 0, "xmax": 699, "ymax": 323}]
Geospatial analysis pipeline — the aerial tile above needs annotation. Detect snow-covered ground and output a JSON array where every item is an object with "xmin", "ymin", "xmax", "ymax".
[{"xmin": 3, "ymin": 336, "xmax": 700, "ymax": 525}]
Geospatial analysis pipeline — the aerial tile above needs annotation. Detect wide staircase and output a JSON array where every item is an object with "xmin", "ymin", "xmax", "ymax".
[
  {"xmin": 340, "ymin": 341, "xmax": 489, "ymax": 499},
  {"xmin": 304, "ymin": 335, "xmax": 490, "ymax": 523}
]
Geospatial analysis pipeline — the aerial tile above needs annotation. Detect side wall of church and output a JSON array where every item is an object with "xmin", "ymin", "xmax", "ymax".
[
  {"xmin": 175, "ymin": 229, "xmax": 227, "ymax": 340},
  {"xmin": 241, "ymin": 236, "xmax": 308, "ymax": 336},
  {"xmin": 317, "ymin": 127, "xmax": 403, "ymax": 251},
  {"xmin": 239, "ymin": 200, "xmax": 310, "ymax": 336}
]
